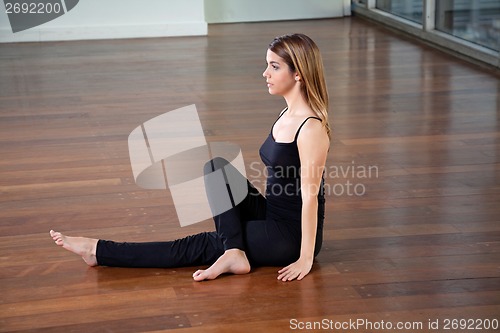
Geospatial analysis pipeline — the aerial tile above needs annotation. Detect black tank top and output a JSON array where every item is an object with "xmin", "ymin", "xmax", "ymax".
[{"xmin": 259, "ymin": 109, "xmax": 326, "ymax": 223}]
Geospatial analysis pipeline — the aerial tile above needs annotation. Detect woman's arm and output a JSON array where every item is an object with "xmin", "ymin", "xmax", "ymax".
[{"xmin": 277, "ymin": 119, "xmax": 329, "ymax": 281}]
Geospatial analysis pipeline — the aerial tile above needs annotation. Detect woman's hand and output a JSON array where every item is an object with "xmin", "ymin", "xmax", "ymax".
[{"xmin": 277, "ymin": 257, "xmax": 313, "ymax": 281}]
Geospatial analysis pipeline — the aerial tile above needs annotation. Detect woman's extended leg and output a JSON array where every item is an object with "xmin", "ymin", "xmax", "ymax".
[{"xmin": 50, "ymin": 230, "xmax": 225, "ymax": 269}]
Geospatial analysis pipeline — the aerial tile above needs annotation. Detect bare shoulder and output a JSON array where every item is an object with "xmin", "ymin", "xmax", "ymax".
[{"xmin": 297, "ymin": 118, "xmax": 329, "ymax": 146}]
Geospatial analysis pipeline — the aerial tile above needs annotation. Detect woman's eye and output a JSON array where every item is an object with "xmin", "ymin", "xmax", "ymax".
[{"xmin": 265, "ymin": 63, "xmax": 279, "ymax": 71}]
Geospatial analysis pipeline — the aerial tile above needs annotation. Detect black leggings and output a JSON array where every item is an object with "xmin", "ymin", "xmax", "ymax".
[{"xmin": 96, "ymin": 158, "xmax": 323, "ymax": 268}]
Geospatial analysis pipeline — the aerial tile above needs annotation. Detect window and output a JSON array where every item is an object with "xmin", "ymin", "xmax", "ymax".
[
  {"xmin": 436, "ymin": 0, "xmax": 500, "ymax": 51},
  {"xmin": 376, "ymin": 0, "xmax": 423, "ymax": 24},
  {"xmin": 352, "ymin": 0, "xmax": 500, "ymax": 68}
]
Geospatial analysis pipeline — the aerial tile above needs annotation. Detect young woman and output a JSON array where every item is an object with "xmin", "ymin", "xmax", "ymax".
[{"xmin": 50, "ymin": 33, "xmax": 330, "ymax": 282}]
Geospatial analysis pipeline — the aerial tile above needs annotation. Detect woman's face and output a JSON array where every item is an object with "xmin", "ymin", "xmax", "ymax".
[{"xmin": 263, "ymin": 49, "xmax": 297, "ymax": 96}]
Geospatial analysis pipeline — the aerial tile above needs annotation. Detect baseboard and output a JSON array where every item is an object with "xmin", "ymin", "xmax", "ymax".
[{"xmin": 0, "ymin": 21, "xmax": 207, "ymax": 43}]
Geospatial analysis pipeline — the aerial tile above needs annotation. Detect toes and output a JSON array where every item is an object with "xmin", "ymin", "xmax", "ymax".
[
  {"xmin": 193, "ymin": 270, "xmax": 210, "ymax": 281},
  {"xmin": 50, "ymin": 231, "xmax": 64, "ymax": 245}
]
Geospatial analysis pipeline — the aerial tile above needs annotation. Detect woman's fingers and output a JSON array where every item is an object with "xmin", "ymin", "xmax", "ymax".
[{"xmin": 278, "ymin": 265, "xmax": 299, "ymax": 281}]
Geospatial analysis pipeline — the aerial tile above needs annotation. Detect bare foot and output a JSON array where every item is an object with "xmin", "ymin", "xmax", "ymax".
[
  {"xmin": 193, "ymin": 249, "xmax": 251, "ymax": 281},
  {"xmin": 49, "ymin": 230, "xmax": 98, "ymax": 266}
]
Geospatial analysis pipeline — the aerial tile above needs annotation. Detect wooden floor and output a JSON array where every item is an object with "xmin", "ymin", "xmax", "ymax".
[{"xmin": 1, "ymin": 17, "xmax": 499, "ymax": 332}]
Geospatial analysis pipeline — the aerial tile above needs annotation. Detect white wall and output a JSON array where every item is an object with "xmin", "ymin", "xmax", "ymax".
[
  {"xmin": 0, "ymin": 0, "xmax": 207, "ymax": 43},
  {"xmin": 0, "ymin": 0, "xmax": 351, "ymax": 43},
  {"xmin": 205, "ymin": 0, "xmax": 351, "ymax": 23}
]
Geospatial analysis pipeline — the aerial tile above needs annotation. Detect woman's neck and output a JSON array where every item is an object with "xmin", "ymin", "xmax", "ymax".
[{"xmin": 283, "ymin": 90, "xmax": 311, "ymax": 117}]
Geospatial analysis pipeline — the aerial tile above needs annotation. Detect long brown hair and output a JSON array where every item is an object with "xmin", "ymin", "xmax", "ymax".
[{"xmin": 269, "ymin": 33, "xmax": 331, "ymax": 139}]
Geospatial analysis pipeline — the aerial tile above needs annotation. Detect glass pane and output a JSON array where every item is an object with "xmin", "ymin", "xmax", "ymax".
[
  {"xmin": 376, "ymin": 0, "xmax": 423, "ymax": 24},
  {"xmin": 436, "ymin": 0, "xmax": 500, "ymax": 52}
]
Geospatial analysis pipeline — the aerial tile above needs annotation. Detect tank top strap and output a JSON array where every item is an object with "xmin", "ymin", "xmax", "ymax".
[{"xmin": 294, "ymin": 116, "xmax": 322, "ymax": 142}]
